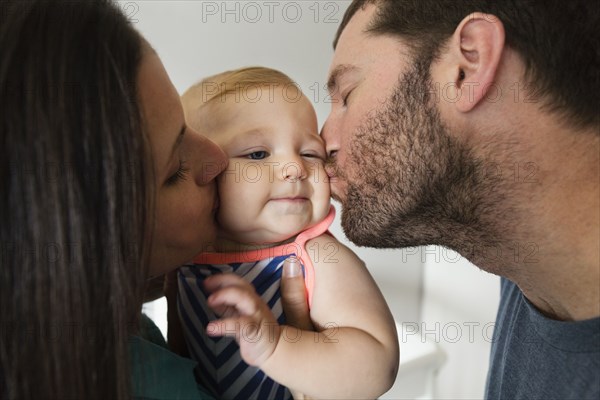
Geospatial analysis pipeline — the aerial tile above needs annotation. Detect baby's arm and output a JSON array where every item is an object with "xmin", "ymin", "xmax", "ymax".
[
  {"xmin": 262, "ymin": 235, "xmax": 399, "ymax": 398},
  {"xmin": 205, "ymin": 236, "xmax": 399, "ymax": 399}
]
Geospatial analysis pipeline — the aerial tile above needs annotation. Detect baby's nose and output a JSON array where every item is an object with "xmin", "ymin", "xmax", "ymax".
[{"xmin": 282, "ymin": 158, "xmax": 307, "ymax": 182}]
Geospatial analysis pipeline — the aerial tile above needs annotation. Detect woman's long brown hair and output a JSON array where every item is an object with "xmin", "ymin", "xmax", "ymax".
[{"xmin": 1, "ymin": 1, "xmax": 151, "ymax": 398}]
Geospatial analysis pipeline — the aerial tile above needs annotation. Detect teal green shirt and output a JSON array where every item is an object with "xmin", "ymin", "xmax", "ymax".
[{"xmin": 130, "ymin": 314, "xmax": 214, "ymax": 400}]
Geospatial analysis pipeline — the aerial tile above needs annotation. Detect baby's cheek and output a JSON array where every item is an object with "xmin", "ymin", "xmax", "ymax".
[
  {"xmin": 313, "ymin": 185, "xmax": 331, "ymax": 218},
  {"xmin": 216, "ymin": 201, "xmax": 240, "ymax": 233},
  {"xmin": 217, "ymin": 195, "xmax": 257, "ymax": 235},
  {"xmin": 314, "ymin": 167, "xmax": 331, "ymax": 198}
]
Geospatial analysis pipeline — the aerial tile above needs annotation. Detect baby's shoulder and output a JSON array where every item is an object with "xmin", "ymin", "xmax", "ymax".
[{"xmin": 304, "ymin": 234, "xmax": 365, "ymax": 268}]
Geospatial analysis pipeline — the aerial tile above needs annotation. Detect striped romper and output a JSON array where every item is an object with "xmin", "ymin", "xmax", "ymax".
[{"xmin": 178, "ymin": 207, "xmax": 335, "ymax": 400}]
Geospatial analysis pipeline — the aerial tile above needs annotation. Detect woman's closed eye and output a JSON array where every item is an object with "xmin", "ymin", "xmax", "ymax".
[{"xmin": 165, "ymin": 160, "xmax": 190, "ymax": 185}]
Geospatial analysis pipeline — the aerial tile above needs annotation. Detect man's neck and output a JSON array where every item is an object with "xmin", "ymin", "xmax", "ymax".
[
  {"xmin": 517, "ymin": 157, "xmax": 599, "ymax": 321},
  {"xmin": 483, "ymin": 124, "xmax": 599, "ymax": 321}
]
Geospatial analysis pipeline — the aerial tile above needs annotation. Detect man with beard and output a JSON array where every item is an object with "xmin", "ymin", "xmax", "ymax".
[{"xmin": 315, "ymin": 0, "xmax": 599, "ymax": 398}]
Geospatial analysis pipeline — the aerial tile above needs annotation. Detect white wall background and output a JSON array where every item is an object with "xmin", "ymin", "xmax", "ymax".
[
  {"xmin": 130, "ymin": 1, "xmax": 500, "ymax": 398},
  {"xmin": 421, "ymin": 247, "xmax": 500, "ymax": 399}
]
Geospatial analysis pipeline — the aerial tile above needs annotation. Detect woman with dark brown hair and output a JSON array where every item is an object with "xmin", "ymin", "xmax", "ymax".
[{"xmin": 0, "ymin": 1, "xmax": 309, "ymax": 398}]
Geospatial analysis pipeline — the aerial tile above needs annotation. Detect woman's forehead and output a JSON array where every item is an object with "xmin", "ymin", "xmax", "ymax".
[{"xmin": 137, "ymin": 52, "xmax": 185, "ymax": 168}]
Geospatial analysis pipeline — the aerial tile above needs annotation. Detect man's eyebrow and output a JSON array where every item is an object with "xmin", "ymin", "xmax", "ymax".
[{"xmin": 327, "ymin": 64, "xmax": 358, "ymax": 94}]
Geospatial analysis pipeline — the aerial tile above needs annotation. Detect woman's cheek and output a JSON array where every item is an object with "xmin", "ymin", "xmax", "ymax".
[{"xmin": 157, "ymin": 187, "xmax": 204, "ymax": 244}]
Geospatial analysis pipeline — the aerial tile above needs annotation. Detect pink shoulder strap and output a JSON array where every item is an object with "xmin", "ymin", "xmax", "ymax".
[
  {"xmin": 293, "ymin": 206, "xmax": 335, "ymax": 308},
  {"xmin": 193, "ymin": 205, "xmax": 336, "ymax": 308}
]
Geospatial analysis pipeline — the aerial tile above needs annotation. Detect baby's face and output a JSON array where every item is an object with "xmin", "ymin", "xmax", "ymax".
[{"xmin": 200, "ymin": 87, "xmax": 330, "ymax": 245}]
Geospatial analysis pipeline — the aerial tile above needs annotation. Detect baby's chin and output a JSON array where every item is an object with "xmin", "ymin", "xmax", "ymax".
[
  {"xmin": 213, "ymin": 226, "xmax": 305, "ymax": 251},
  {"xmin": 244, "ymin": 228, "xmax": 304, "ymax": 247},
  {"xmin": 263, "ymin": 216, "xmax": 327, "ymax": 242},
  {"xmin": 215, "ymin": 208, "xmax": 330, "ymax": 248}
]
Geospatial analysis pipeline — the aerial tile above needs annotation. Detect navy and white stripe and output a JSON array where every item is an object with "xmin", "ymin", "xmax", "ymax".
[{"xmin": 178, "ymin": 254, "xmax": 295, "ymax": 400}]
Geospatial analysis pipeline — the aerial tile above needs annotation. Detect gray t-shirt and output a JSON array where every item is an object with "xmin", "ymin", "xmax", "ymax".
[{"xmin": 486, "ymin": 278, "xmax": 600, "ymax": 399}]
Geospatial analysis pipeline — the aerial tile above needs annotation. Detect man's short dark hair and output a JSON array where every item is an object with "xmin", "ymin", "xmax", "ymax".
[{"xmin": 335, "ymin": 0, "xmax": 600, "ymax": 130}]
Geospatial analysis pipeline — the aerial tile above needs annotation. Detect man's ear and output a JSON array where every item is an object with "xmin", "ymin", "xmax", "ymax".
[{"xmin": 446, "ymin": 12, "xmax": 505, "ymax": 113}]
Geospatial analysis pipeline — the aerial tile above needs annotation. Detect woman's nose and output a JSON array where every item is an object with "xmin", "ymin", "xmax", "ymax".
[{"xmin": 194, "ymin": 134, "xmax": 228, "ymax": 185}]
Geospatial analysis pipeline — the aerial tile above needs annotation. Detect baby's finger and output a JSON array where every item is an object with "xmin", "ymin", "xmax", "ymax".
[
  {"xmin": 207, "ymin": 286, "xmax": 260, "ymax": 316},
  {"xmin": 207, "ymin": 317, "xmax": 267, "ymax": 344},
  {"xmin": 203, "ymin": 273, "xmax": 250, "ymax": 293},
  {"xmin": 211, "ymin": 304, "xmax": 239, "ymax": 318},
  {"xmin": 206, "ymin": 318, "xmax": 241, "ymax": 338}
]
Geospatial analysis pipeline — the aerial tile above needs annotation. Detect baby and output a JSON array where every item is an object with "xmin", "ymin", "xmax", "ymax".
[{"xmin": 178, "ymin": 67, "xmax": 399, "ymax": 400}]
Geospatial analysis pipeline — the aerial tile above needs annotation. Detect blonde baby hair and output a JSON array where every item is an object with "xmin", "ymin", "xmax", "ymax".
[{"xmin": 181, "ymin": 66, "xmax": 302, "ymax": 131}]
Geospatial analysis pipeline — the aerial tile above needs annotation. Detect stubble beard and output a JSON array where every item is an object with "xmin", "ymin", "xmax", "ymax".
[{"xmin": 330, "ymin": 57, "xmax": 514, "ymax": 264}]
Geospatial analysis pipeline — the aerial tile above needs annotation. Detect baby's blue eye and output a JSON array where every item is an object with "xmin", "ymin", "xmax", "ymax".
[{"xmin": 248, "ymin": 151, "xmax": 268, "ymax": 160}]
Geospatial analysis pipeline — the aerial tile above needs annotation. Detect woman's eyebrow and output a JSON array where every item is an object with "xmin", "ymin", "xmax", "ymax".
[{"xmin": 168, "ymin": 125, "xmax": 186, "ymax": 161}]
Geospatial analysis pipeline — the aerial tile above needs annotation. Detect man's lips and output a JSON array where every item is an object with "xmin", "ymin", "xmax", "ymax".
[
  {"xmin": 328, "ymin": 177, "xmax": 346, "ymax": 202},
  {"xmin": 324, "ymin": 161, "xmax": 340, "ymax": 182},
  {"xmin": 325, "ymin": 165, "xmax": 336, "ymax": 178}
]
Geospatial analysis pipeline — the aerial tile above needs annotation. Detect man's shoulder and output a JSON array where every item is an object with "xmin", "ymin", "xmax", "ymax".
[{"xmin": 487, "ymin": 278, "xmax": 600, "ymax": 400}]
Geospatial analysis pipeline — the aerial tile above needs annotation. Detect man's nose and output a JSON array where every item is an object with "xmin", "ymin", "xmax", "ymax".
[
  {"xmin": 321, "ymin": 118, "xmax": 339, "ymax": 159},
  {"xmin": 195, "ymin": 135, "xmax": 228, "ymax": 185}
]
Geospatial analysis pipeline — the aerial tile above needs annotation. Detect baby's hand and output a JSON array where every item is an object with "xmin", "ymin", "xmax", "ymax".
[{"xmin": 203, "ymin": 273, "xmax": 281, "ymax": 367}]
